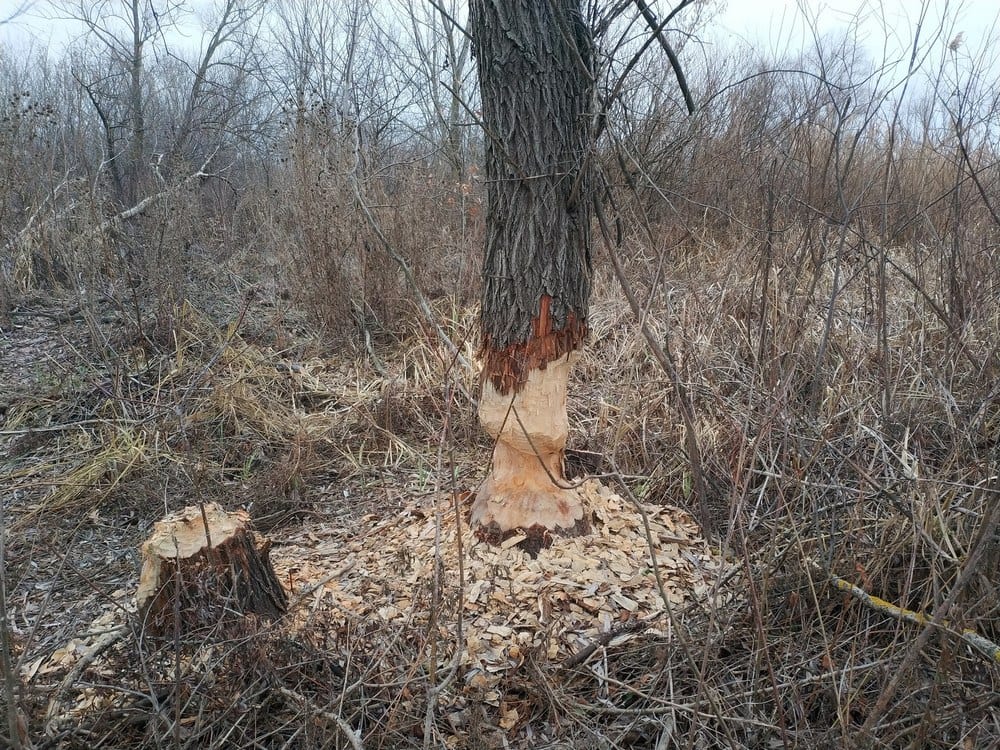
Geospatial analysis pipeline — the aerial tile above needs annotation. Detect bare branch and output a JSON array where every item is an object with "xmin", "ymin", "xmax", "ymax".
[
  {"xmin": 631, "ymin": 0, "xmax": 696, "ymax": 114},
  {"xmin": 0, "ymin": 1, "xmax": 32, "ymax": 26}
]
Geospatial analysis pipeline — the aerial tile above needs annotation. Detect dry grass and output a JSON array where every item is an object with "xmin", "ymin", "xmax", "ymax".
[{"xmin": 2, "ymin": 208, "xmax": 998, "ymax": 748}]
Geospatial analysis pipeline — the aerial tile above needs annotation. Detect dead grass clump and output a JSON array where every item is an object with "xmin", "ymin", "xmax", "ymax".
[
  {"xmin": 261, "ymin": 123, "xmax": 483, "ymax": 346},
  {"xmin": 557, "ymin": 216, "xmax": 1000, "ymax": 745}
]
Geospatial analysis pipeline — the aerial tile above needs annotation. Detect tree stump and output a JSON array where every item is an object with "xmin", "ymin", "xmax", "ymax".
[{"xmin": 136, "ymin": 503, "xmax": 287, "ymax": 637}]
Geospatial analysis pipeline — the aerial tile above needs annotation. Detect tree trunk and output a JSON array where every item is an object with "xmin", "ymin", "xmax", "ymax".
[
  {"xmin": 470, "ymin": 0, "xmax": 594, "ymax": 541},
  {"xmin": 128, "ymin": 0, "xmax": 146, "ymax": 204},
  {"xmin": 136, "ymin": 504, "xmax": 287, "ymax": 637}
]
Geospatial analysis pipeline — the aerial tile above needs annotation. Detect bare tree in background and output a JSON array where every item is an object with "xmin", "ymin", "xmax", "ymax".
[
  {"xmin": 163, "ymin": 0, "xmax": 269, "ymax": 170},
  {"xmin": 61, "ymin": 0, "xmax": 163, "ymax": 204},
  {"xmin": 60, "ymin": 0, "xmax": 266, "ymax": 205},
  {"xmin": 401, "ymin": 0, "xmax": 473, "ymax": 181}
]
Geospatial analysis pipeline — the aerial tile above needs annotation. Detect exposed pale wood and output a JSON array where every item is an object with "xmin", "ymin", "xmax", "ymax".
[
  {"xmin": 473, "ymin": 356, "xmax": 584, "ymax": 533},
  {"xmin": 137, "ymin": 503, "xmax": 287, "ymax": 636}
]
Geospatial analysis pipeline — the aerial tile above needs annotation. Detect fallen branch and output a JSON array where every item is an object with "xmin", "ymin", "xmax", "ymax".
[
  {"xmin": 562, "ymin": 618, "xmax": 650, "ymax": 669},
  {"xmin": 9, "ymin": 304, "xmax": 85, "ymax": 324},
  {"xmin": 44, "ymin": 627, "xmax": 126, "ymax": 737},
  {"xmin": 90, "ymin": 154, "xmax": 219, "ymax": 239},
  {"xmin": 812, "ymin": 561, "xmax": 1000, "ymax": 664},
  {"xmin": 5, "ymin": 156, "xmax": 219, "ymax": 262},
  {"xmin": 286, "ymin": 559, "xmax": 357, "ymax": 612}
]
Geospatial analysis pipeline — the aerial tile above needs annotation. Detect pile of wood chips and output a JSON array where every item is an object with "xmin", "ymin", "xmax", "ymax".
[
  {"xmin": 32, "ymin": 481, "xmax": 733, "ymax": 737},
  {"xmin": 271, "ymin": 480, "xmax": 730, "ymax": 688}
]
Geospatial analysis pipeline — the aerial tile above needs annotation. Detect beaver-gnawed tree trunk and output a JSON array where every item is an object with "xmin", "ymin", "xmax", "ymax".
[
  {"xmin": 470, "ymin": 0, "xmax": 594, "ymax": 543},
  {"xmin": 136, "ymin": 504, "xmax": 287, "ymax": 638}
]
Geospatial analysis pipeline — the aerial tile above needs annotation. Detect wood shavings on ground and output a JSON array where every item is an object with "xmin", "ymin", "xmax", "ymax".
[
  {"xmin": 271, "ymin": 480, "xmax": 734, "ymax": 685},
  {"xmin": 34, "ymin": 480, "xmax": 735, "ymax": 740}
]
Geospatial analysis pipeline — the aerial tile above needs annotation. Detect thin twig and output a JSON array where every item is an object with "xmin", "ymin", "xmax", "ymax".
[
  {"xmin": 285, "ymin": 560, "xmax": 357, "ymax": 612},
  {"xmin": 347, "ymin": 165, "xmax": 475, "ymax": 405},
  {"xmin": 43, "ymin": 627, "xmax": 126, "ymax": 737},
  {"xmin": 631, "ymin": 0, "xmax": 696, "ymax": 114},
  {"xmin": 277, "ymin": 685, "xmax": 364, "ymax": 750},
  {"xmin": 812, "ymin": 561, "xmax": 1000, "ymax": 664},
  {"xmin": 561, "ymin": 618, "xmax": 649, "ymax": 669},
  {"xmin": 594, "ymin": 189, "xmax": 713, "ymax": 536}
]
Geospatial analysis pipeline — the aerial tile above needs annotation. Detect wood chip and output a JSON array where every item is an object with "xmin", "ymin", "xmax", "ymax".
[
  {"xmin": 611, "ymin": 593, "xmax": 639, "ymax": 611},
  {"xmin": 500, "ymin": 533, "xmax": 527, "ymax": 549}
]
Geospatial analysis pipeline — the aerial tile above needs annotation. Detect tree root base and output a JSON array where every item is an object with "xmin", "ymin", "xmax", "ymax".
[{"xmin": 474, "ymin": 516, "xmax": 590, "ymax": 557}]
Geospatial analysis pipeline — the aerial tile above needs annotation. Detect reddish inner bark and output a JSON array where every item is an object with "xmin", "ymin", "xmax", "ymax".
[{"xmin": 481, "ymin": 295, "xmax": 588, "ymax": 394}]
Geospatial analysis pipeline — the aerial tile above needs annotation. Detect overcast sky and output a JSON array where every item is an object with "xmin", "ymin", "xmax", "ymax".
[
  {"xmin": 1, "ymin": 0, "xmax": 997, "ymax": 68},
  {"xmin": 715, "ymin": 0, "xmax": 997, "ymax": 56}
]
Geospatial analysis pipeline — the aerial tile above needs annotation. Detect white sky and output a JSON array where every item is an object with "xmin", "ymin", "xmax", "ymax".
[
  {"xmin": 714, "ymin": 0, "xmax": 998, "ymax": 61},
  {"xmin": 1, "ymin": 0, "xmax": 998, "ymax": 69}
]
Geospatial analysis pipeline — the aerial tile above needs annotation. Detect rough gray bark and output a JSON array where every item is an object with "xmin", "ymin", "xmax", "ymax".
[{"xmin": 471, "ymin": 0, "xmax": 595, "ymax": 394}]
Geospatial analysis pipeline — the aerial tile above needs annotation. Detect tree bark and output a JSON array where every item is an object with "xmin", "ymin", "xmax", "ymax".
[
  {"xmin": 136, "ymin": 504, "xmax": 287, "ymax": 637},
  {"xmin": 470, "ymin": 0, "xmax": 594, "ymax": 540}
]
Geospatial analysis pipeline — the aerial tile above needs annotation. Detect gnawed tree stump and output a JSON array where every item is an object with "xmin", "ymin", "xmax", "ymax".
[
  {"xmin": 469, "ymin": 0, "xmax": 595, "ymax": 550},
  {"xmin": 136, "ymin": 503, "xmax": 287, "ymax": 637},
  {"xmin": 473, "ymin": 353, "xmax": 589, "ymax": 553}
]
